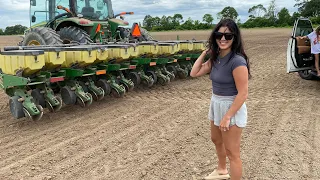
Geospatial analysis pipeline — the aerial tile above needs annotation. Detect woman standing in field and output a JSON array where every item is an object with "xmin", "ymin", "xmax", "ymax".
[{"xmin": 190, "ymin": 18, "xmax": 250, "ymax": 180}]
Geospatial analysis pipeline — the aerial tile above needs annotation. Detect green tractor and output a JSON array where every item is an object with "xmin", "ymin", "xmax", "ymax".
[{"xmin": 21, "ymin": 0, "xmax": 153, "ymax": 46}]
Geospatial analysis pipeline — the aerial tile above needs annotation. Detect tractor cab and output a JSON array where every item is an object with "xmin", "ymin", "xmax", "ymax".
[
  {"xmin": 286, "ymin": 18, "xmax": 316, "ymax": 80},
  {"xmin": 29, "ymin": 0, "xmax": 115, "ymax": 27},
  {"xmin": 23, "ymin": 0, "xmax": 148, "ymax": 46}
]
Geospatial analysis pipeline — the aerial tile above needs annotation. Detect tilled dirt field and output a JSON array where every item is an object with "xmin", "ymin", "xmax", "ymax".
[{"xmin": 1, "ymin": 28, "xmax": 320, "ymax": 179}]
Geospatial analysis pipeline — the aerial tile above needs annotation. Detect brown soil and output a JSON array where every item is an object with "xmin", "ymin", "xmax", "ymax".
[{"xmin": 0, "ymin": 28, "xmax": 320, "ymax": 179}]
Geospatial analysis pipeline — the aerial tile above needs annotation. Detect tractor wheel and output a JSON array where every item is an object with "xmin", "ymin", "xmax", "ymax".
[
  {"xmin": 21, "ymin": 27, "xmax": 63, "ymax": 46},
  {"xmin": 58, "ymin": 26, "xmax": 93, "ymax": 44}
]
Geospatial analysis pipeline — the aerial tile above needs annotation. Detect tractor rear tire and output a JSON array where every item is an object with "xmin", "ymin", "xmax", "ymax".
[
  {"xmin": 58, "ymin": 26, "xmax": 93, "ymax": 44},
  {"xmin": 21, "ymin": 27, "xmax": 63, "ymax": 46}
]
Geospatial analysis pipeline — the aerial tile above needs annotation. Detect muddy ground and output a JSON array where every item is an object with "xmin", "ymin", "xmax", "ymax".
[{"xmin": 0, "ymin": 28, "xmax": 320, "ymax": 180}]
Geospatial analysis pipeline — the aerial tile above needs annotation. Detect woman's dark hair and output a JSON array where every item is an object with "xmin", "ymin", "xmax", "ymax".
[{"xmin": 207, "ymin": 18, "xmax": 251, "ymax": 78}]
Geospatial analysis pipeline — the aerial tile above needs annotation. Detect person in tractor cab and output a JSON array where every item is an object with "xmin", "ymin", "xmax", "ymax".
[{"xmin": 298, "ymin": 26, "xmax": 320, "ymax": 76}]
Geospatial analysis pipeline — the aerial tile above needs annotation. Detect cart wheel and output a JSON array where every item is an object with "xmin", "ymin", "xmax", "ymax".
[{"xmin": 9, "ymin": 96, "xmax": 25, "ymax": 119}]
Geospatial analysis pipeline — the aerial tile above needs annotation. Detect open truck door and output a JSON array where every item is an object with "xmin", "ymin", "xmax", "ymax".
[{"xmin": 286, "ymin": 18, "xmax": 316, "ymax": 79}]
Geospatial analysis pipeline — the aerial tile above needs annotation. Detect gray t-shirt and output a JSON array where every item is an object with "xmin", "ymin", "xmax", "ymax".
[{"xmin": 209, "ymin": 52, "xmax": 248, "ymax": 96}]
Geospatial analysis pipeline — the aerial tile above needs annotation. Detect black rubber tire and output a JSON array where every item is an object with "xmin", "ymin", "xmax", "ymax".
[
  {"xmin": 298, "ymin": 70, "xmax": 316, "ymax": 80},
  {"xmin": 128, "ymin": 72, "xmax": 141, "ymax": 85},
  {"xmin": 146, "ymin": 71, "xmax": 157, "ymax": 84},
  {"xmin": 58, "ymin": 26, "xmax": 93, "ymax": 44},
  {"xmin": 21, "ymin": 27, "xmax": 63, "ymax": 46},
  {"xmin": 9, "ymin": 96, "xmax": 25, "ymax": 119},
  {"xmin": 96, "ymin": 79, "xmax": 111, "ymax": 95},
  {"xmin": 31, "ymin": 89, "xmax": 46, "ymax": 107},
  {"xmin": 166, "ymin": 65, "xmax": 177, "ymax": 76},
  {"xmin": 60, "ymin": 86, "xmax": 77, "ymax": 105}
]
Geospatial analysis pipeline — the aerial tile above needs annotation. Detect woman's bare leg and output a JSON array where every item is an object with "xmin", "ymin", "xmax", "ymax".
[
  {"xmin": 221, "ymin": 125, "xmax": 243, "ymax": 180},
  {"xmin": 210, "ymin": 121, "xmax": 228, "ymax": 174}
]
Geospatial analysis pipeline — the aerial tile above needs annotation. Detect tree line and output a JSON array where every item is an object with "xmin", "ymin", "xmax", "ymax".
[
  {"xmin": 142, "ymin": 0, "xmax": 318, "ymax": 31},
  {"xmin": 0, "ymin": 24, "xmax": 28, "ymax": 36}
]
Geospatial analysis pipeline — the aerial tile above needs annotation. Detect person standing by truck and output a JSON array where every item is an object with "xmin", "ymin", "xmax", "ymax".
[{"xmin": 299, "ymin": 26, "xmax": 320, "ymax": 76}]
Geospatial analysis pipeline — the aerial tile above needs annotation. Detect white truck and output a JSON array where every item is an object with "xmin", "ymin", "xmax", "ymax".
[{"xmin": 287, "ymin": 18, "xmax": 318, "ymax": 80}]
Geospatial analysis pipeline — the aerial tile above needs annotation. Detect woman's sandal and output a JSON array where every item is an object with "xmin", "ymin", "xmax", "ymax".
[{"xmin": 204, "ymin": 169, "xmax": 230, "ymax": 180}]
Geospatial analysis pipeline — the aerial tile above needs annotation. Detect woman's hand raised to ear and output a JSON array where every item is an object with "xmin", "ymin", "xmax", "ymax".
[{"xmin": 190, "ymin": 49, "xmax": 212, "ymax": 78}]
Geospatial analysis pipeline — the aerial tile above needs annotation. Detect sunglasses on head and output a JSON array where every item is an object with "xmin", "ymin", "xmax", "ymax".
[{"xmin": 214, "ymin": 32, "xmax": 234, "ymax": 40}]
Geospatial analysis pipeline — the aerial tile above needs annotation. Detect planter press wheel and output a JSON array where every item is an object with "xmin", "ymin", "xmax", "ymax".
[
  {"xmin": 90, "ymin": 87, "xmax": 105, "ymax": 101},
  {"xmin": 46, "ymin": 96, "xmax": 63, "ymax": 113},
  {"xmin": 111, "ymin": 88, "xmax": 124, "ymax": 98},
  {"xmin": 121, "ymin": 82, "xmax": 130, "ymax": 92},
  {"xmin": 158, "ymin": 76, "xmax": 169, "ymax": 86},
  {"xmin": 23, "ymin": 105, "xmax": 44, "ymax": 121},
  {"xmin": 141, "ymin": 78, "xmax": 154, "ymax": 88},
  {"xmin": 96, "ymin": 87, "xmax": 105, "ymax": 101},
  {"xmin": 167, "ymin": 72, "xmax": 175, "ymax": 82},
  {"xmin": 76, "ymin": 93, "xmax": 93, "ymax": 108},
  {"xmin": 178, "ymin": 64, "xmax": 189, "ymax": 79},
  {"xmin": 146, "ymin": 71, "xmax": 157, "ymax": 84},
  {"xmin": 166, "ymin": 65, "xmax": 177, "ymax": 76}
]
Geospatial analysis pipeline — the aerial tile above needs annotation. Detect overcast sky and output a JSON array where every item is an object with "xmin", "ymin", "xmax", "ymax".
[{"xmin": 0, "ymin": 0, "xmax": 298, "ymax": 29}]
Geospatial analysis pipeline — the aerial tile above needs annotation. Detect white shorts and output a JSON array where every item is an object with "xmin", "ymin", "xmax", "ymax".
[{"xmin": 208, "ymin": 93, "xmax": 247, "ymax": 128}]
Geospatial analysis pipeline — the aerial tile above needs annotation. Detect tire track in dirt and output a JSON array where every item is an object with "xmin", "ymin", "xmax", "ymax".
[
  {"xmin": 64, "ymin": 101, "xmax": 209, "ymax": 180},
  {"xmin": 240, "ymin": 99, "xmax": 285, "ymax": 179},
  {"xmin": 0, "ymin": 97, "xmax": 125, "ymax": 145},
  {"xmin": 310, "ymin": 103, "xmax": 320, "ymax": 178},
  {"xmin": 0, "ymin": 99, "xmax": 174, "ymax": 178},
  {"xmin": 61, "ymin": 102, "xmax": 186, "ymax": 180},
  {"xmin": 249, "ymin": 99, "xmax": 316, "ymax": 179}
]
